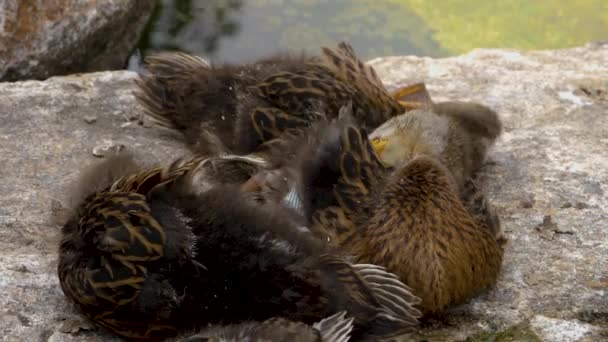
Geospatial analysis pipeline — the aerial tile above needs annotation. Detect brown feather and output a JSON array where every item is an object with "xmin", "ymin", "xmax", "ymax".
[{"xmin": 135, "ymin": 42, "xmax": 411, "ymax": 156}]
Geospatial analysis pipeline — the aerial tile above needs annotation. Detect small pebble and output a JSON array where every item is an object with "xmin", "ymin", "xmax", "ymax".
[
  {"xmin": 92, "ymin": 141, "xmax": 126, "ymax": 158},
  {"xmin": 9, "ymin": 265, "xmax": 29, "ymax": 273},
  {"xmin": 520, "ymin": 199, "xmax": 535, "ymax": 208},
  {"xmin": 58, "ymin": 318, "xmax": 94, "ymax": 334},
  {"xmin": 535, "ymin": 215, "xmax": 557, "ymax": 240},
  {"xmin": 83, "ymin": 115, "xmax": 97, "ymax": 124},
  {"xmin": 124, "ymin": 112, "xmax": 141, "ymax": 121}
]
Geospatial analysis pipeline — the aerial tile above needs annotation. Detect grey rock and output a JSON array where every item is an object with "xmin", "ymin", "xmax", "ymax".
[
  {"xmin": 0, "ymin": 44, "xmax": 607, "ymax": 341},
  {"xmin": 0, "ymin": 0, "xmax": 157, "ymax": 82}
]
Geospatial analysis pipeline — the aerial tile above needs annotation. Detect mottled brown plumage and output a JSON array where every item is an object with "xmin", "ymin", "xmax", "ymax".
[
  {"xmin": 348, "ymin": 157, "xmax": 504, "ymax": 314},
  {"xmin": 174, "ymin": 311, "xmax": 353, "ymax": 342},
  {"xmin": 58, "ymin": 153, "xmax": 421, "ymax": 340},
  {"xmin": 258, "ymin": 116, "xmax": 505, "ymax": 315},
  {"xmin": 134, "ymin": 43, "xmax": 411, "ymax": 156},
  {"xmin": 58, "ymin": 154, "xmax": 208, "ymax": 340}
]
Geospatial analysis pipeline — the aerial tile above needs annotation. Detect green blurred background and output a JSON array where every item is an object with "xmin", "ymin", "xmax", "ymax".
[{"xmin": 134, "ymin": 0, "xmax": 608, "ymax": 64}]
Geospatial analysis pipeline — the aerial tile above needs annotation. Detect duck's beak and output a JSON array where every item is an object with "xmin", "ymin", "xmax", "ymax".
[
  {"xmin": 371, "ymin": 137, "xmax": 388, "ymax": 156},
  {"xmin": 391, "ymin": 82, "xmax": 433, "ymax": 111},
  {"xmin": 398, "ymin": 100, "xmax": 424, "ymax": 111},
  {"xmin": 392, "ymin": 83, "xmax": 425, "ymax": 99}
]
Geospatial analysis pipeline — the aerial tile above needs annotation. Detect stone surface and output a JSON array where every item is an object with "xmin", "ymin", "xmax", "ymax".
[
  {"xmin": 0, "ymin": 43, "xmax": 607, "ymax": 341},
  {"xmin": 0, "ymin": 0, "xmax": 156, "ymax": 82}
]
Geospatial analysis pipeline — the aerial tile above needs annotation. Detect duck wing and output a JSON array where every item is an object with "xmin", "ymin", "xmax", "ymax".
[
  {"xmin": 135, "ymin": 51, "xmax": 313, "ymax": 154},
  {"xmin": 296, "ymin": 107, "xmax": 387, "ymax": 245},
  {"xmin": 319, "ymin": 42, "xmax": 404, "ymax": 126},
  {"xmin": 318, "ymin": 254, "xmax": 421, "ymax": 339},
  {"xmin": 250, "ymin": 42, "xmax": 404, "ymax": 135},
  {"xmin": 58, "ymin": 155, "xmax": 214, "ymax": 339}
]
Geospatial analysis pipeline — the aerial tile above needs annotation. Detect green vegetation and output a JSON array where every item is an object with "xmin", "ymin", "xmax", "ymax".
[{"xmin": 399, "ymin": 0, "xmax": 608, "ymax": 54}]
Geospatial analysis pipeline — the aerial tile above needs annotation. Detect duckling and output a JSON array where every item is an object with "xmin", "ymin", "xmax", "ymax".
[
  {"xmin": 135, "ymin": 42, "xmax": 421, "ymax": 156},
  {"xmin": 174, "ymin": 311, "xmax": 353, "ymax": 342},
  {"xmin": 325, "ymin": 118, "xmax": 504, "ymax": 315},
  {"xmin": 249, "ymin": 112, "xmax": 504, "ymax": 315},
  {"xmin": 369, "ymin": 99, "xmax": 503, "ymax": 237},
  {"xmin": 370, "ymin": 99, "xmax": 501, "ymax": 193},
  {"xmin": 58, "ymin": 153, "xmax": 422, "ymax": 340}
]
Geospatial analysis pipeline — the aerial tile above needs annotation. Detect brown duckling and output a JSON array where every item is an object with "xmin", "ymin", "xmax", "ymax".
[
  {"xmin": 247, "ymin": 113, "xmax": 505, "ymax": 316},
  {"xmin": 369, "ymin": 92, "xmax": 503, "ymax": 238},
  {"xmin": 57, "ymin": 153, "xmax": 421, "ymax": 341},
  {"xmin": 370, "ymin": 99, "xmax": 502, "ymax": 194},
  {"xmin": 135, "ymin": 42, "xmax": 420, "ymax": 156},
  {"xmin": 174, "ymin": 311, "xmax": 353, "ymax": 342}
]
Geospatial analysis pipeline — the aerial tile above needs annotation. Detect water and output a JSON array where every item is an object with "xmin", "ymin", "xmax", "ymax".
[{"xmin": 134, "ymin": 0, "xmax": 608, "ymax": 65}]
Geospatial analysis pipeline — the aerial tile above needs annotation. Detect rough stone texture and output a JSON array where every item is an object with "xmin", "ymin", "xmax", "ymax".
[
  {"xmin": 0, "ymin": 43, "xmax": 606, "ymax": 341},
  {"xmin": 0, "ymin": 0, "xmax": 156, "ymax": 82}
]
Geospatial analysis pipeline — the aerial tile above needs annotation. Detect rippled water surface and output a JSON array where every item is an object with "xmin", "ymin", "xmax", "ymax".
[{"xmin": 135, "ymin": 0, "xmax": 608, "ymax": 63}]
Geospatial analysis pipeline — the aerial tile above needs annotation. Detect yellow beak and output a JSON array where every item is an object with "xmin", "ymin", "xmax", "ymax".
[{"xmin": 371, "ymin": 138, "xmax": 388, "ymax": 156}]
